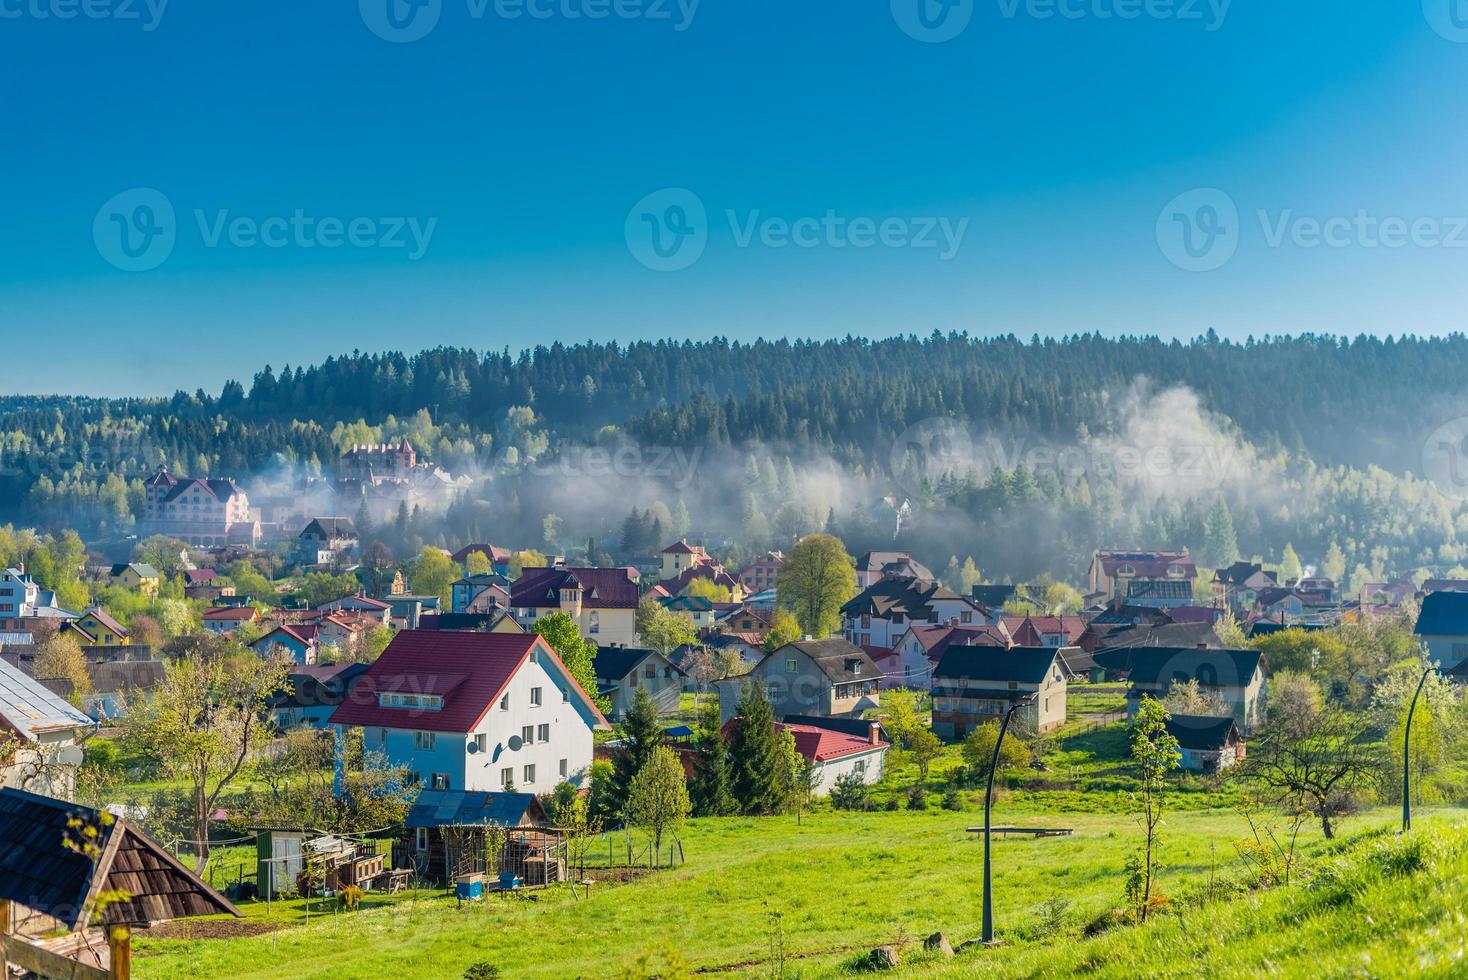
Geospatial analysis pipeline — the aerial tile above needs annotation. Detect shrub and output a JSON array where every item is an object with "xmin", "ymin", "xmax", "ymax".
[
  {"xmin": 829, "ymin": 772, "xmax": 872, "ymax": 811},
  {"xmin": 941, "ymin": 786, "xmax": 963, "ymax": 811},
  {"xmin": 884, "ymin": 797, "xmax": 901, "ymax": 811},
  {"xmin": 1082, "ymin": 907, "xmax": 1129, "ymax": 937},
  {"xmin": 905, "ymin": 786, "xmax": 928, "ymax": 810},
  {"xmin": 338, "ymin": 885, "xmax": 364, "ymax": 911},
  {"xmin": 1032, "ymin": 895, "xmax": 1072, "ymax": 934},
  {"xmin": 463, "ymin": 964, "xmax": 501, "ymax": 980}
]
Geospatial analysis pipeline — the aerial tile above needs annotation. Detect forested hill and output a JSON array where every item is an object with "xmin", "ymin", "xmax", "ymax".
[
  {"xmin": 6, "ymin": 331, "xmax": 1468, "ymax": 586},
  {"xmin": 5, "ymin": 331, "xmax": 1466, "ymax": 474}
]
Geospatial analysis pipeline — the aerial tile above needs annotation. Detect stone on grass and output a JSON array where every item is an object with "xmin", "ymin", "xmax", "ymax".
[
  {"xmin": 924, "ymin": 932, "xmax": 955, "ymax": 957},
  {"xmin": 867, "ymin": 945, "xmax": 901, "ymax": 970}
]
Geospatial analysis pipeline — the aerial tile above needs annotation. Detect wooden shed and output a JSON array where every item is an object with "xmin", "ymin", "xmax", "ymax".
[{"xmin": 0, "ymin": 787, "xmax": 239, "ymax": 977}]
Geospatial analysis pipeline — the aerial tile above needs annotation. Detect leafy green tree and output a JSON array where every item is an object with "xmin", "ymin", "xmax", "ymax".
[
  {"xmin": 300, "ymin": 571, "xmax": 360, "ymax": 608},
  {"xmin": 534, "ymin": 612, "xmax": 610, "ymax": 714},
  {"xmin": 464, "ymin": 550, "xmax": 493, "ymax": 576},
  {"xmin": 33, "ymin": 632, "xmax": 92, "ymax": 705},
  {"xmin": 908, "ymin": 727, "xmax": 943, "ymax": 785},
  {"xmin": 609, "ymin": 686, "xmax": 665, "ymax": 816},
  {"xmin": 689, "ymin": 698, "xmax": 736, "ymax": 817},
  {"xmin": 881, "ymin": 688, "xmax": 921, "ymax": 750},
  {"xmin": 775, "ymin": 534, "xmax": 856, "ymax": 638},
  {"xmin": 635, "ymin": 598, "xmax": 697, "ymax": 656},
  {"xmin": 727, "ymin": 682, "xmax": 784, "ymax": 814},
  {"xmin": 777, "ymin": 728, "xmax": 821, "ymax": 823},
  {"xmin": 828, "ymin": 772, "xmax": 871, "ymax": 811},
  {"xmin": 960, "ymin": 721, "xmax": 1029, "ymax": 780},
  {"xmin": 761, "ymin": 608, "xmax": 802, "ymax": 653},
  {"xmin": 1129, "ymin": 696, "xmax": 1181, "ymax": 921},
  {"xmin": 408, "ymin": 546, "xmax": 458, "ymax": 603},
  {"xmin": 685, "ymin": 577, "xmax": 732, "ymax": 602},
  {"xmin": 1279, "ymin": 542, "xmax": 1303, "ymax": 584},
  {"xmin": 1202, "ymin": 495, "xmax": 1240, "ymax": 569},
  {"xmin": 1321, "ymin": 540, "xmax": 1346, "ymax": 585},
  {"xmin": 627, "ymin": 745, "xmax": 691, "ymax": 863}
]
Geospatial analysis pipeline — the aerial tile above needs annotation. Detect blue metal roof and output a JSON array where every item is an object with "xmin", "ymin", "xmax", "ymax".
[{"xmin": 405, "ymin": 790, "xmax": 539, "ymax": 828}]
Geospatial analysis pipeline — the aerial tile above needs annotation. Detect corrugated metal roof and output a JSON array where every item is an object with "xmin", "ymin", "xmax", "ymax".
[
  {"xmin": 405, "ymin": 790, "xmax": 541, "ymax": 828},
  {"xmin": 0, "ymin": 658, "xmax": 93, "ymax": 741}
]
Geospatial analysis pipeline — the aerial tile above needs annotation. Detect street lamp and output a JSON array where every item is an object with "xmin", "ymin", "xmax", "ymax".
[
  {"xmin": 981, "ymin": 693, "xmax": 1036, "ymax": 945},
  {"xmin": 1402, "ymin": 666, "xmax": 1433, "ymax": 834}
]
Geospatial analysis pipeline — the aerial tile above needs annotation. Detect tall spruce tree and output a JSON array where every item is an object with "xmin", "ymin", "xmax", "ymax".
[
  {"xmin": 689, "ymin": 698, "xmax": 736, "ymax": 817},
  {"xmin": 609, "ymin": 686, "xmax": 664, "ymax": 817},
  {"xmin": 727, "ymin": 682, "xmax": 783, "ymax": 815}
]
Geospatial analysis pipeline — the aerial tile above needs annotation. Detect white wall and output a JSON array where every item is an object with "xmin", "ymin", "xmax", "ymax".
[{"xmin": 811, "ymin": 747, "xmax": 885, "ymax": 796}]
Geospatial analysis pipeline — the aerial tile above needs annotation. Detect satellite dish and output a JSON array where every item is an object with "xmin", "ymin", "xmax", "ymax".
[
  {"xmin": 466, "ymin": 741, "xmax": 479, "ymax": 754},
  {"xmin": 58, "ymin": 746, "xmax": 85, "ymax": 767},
  {"xmin": 507, "ymin": 735, "xmax": 523, "ymax": 752}
]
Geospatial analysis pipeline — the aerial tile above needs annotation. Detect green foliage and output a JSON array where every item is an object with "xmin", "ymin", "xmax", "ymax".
[
  {"xmin": 626, "ymin": 745, "xmax": 691, "ymax": 857},
  {"xmin": 298, "ymin": 571, "xmax": 360, "ymax": 608},
  {"xmin": 728, "ymin": 682, "xmax": 784, "ymax": 814},
  {"xmin": 761, "ymin": 608, "xmax": 802, "ymax": 653},
  {"xmin": 635, "ymin": 598, "xmax": 697, "ymax": 657},
  {"xmin": 689, "ymin": 698, "xmax": 736, "ymax": 817},
  {"xmin": 534, "ymin": 612, "xmax": 609, "ymax": 714},
  {"xmin": 408, "ymin": 546, "xmax": 458, "ymax": 603},
  {"xmin": 828, "ymin": 772, "xmax": 872, "ymax": 811},
  {"xmin": 961, "ymin": 721, "xmax": 1030, "ymax": 780},
  {"xmin": 609, "ymin": 686, "xmax": 665, "ymax": 816},
  {"xmin": 775, "ymin": 534, "xmax": 855, "ymax": 638}
]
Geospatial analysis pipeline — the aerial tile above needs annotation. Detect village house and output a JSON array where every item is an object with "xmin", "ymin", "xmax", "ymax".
[
  {"xmin": 737, "ymin": 551, "xmax": 785, "ymax": 594},
  {"xmin": 142, "ymin": 467, "xmax": 259, "ymax": 547},
  {"xmin": 726, "ymin": 717, "xmax": 888, "ymax": 796},
  {"xmin": 296, "ymin": 517, "xmax": 359, "ymax": 567},
  {"xmin": 1211, "ymin": 561, "xmax": 1278, "ymax": 612},
  {"xmin": 0, "ymin": 657, "xmax": 94, "ymax": 799},
  {"xmin": 0, "ymin": 566, "xmax": 78, "ymax": 625},
  {"xmin": 269, "ymin": 662, "xmax": 370, "ymax": 731},
  {"xmin": 658, "ymin": 541, "xmax": 743, "ymax": 600},
  {"xmin": 317, "ymin": 593, "xmax": 393, "ymax": 625},
  {"xmin": 1415, "ymin": 589, "xmax": 1468, "ymax": 673},
  {"xmin": 593, "ymin": 645, "xmax": 685, "ymax": 718},
  {"xmin": 1095, "ymin": 646, "xmax": 1267, "ymax": 731},
  {"xmin": 1000, "ymin": 614, "xmax": 1086, "ymax": 648},
  {"xmin": 451, "ymin": 572, "xmax": 512, "ymax": 614},
  {"xmin": 183, "ymin": 567, "xmax": 235, "ymax": 602},
  {"xmin": 1165, "ymin": 714, "xmax": 1245, "ymax": 773},
  {"xmin": 328, "ymin": 631, "xmax": 609, "ymax": 795},
  {"xmin": 660, "ymin": 594, "xmax": 716, "ymax": 629},
  {"xmin": 251, "ymin": 624, "xmax": 323, "ymax": 665},
  {"xmin": 510, "ymin": 566, "xmax": 641, "ymax": 646},
  {"xmin": 885, "ymin": 622, "xmax": 1011, "ymax": 690},
  {"xmin": 84, "ymin": 659, "xmax": 166, "ymax": 722},
  {"xmin": 841, "ymin": 576, "xmax": 985, "ymax": 650},
  {"xmin": 108, "ymin": 562, "xmax": 161, "ymax": 597},
  {"xmin": 203, "ymin": 605, "xmax": 261, "ymax": 635},
  {"xmin": 930, "ymin": 645, "xmax": 1068, "ymax": 738},
  {"xmin": 715, "ymin": 637, "xmax": 881, "ymax": 725},
  {"xmin": 452, "ymin": 543, "xmax": 514, "ymax": 576},
  {"xmin": 854, "ymin": 550, "xmax": 935, "ymax": 589},
  {"xmin": 1088, "ymin": 550, "xmax": 1196, "ymax": 608},
  {"xmin": 67, "ymin": 607, "xmax": 130, "ymax": 647}
]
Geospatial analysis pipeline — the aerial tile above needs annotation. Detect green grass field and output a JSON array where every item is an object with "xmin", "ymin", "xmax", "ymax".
[{"xmin": 131, "ymin": 803, "xmax": 1468, "ymax": 979}]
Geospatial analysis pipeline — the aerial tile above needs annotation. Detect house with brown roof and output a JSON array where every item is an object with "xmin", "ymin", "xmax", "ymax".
[
  {"xmin": 142, "ymin": 467, "xmax": 259, "ymax": 547},
  {"xmin": 737, "ymin": 551, "xmax": 785, "ymax": 594},
  {"xmin": 841, "ymin": 576, "xmax": 987, "ymax": 650},
  {"xmin": 1088, "ymin": 550, "xmax": 1196, "ymax": 608},
  {"xmin": 715, "ymin": 637, "xmax": 882, "ymax": 725},
  {"xmin": 722, "ymin": 717, "xmax": 888, "ymax": 795},
  {"xmin": 854, "ymin": 550, "xmax": 935, "ymax": 589},
  {"xmin": 203, "ymin": 605, "xmax": 260, "ymax": 635},
  {"xmin": 68, "ymin": 607, "xmax": 130, "ymax": 647},
  {"xmin": 328, "ymin": 631, "xmax": 609, "ymax": 795},
  {"xmin": 510, "ymin": 566, "xmax": 641, "ymax": 646}
]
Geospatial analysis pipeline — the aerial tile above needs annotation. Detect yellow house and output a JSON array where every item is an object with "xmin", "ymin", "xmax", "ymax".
[
  {"xmin": 109, "ymin": 562, "xmax": 161, "ymax": 598},
  {"xmin": 70, "ymin": 607, "xmax": 131, "ymax": 646}
]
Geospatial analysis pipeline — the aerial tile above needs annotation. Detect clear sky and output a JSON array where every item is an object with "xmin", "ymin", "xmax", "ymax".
[{"xmin": 4, "ymin": 0, "xmax": 1468, "ymax": 396}]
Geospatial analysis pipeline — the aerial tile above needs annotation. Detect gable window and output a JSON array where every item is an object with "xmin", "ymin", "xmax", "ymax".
[
  {"xmin": 500, "ymin": 694, "xmax": 510, "ymax": 711},
  {"xmin": 644, "ymin": 664, "xmax": 656, "ymax": 679},
  {"xmin": 523, "ymin": 764, "xmax": 536, "ymax": 785},
  {"xmin": 892, "ymin": 613, "xmax": 904, "ymax": 625},
  {"xmin": 537, "ymin": 723, "xmax": 549, "ymax": 742},
  {"xmin": 589, "ymin": 611, "xmax": 600, "ymax": 634},
  {"xmin": 562, "ymin": 687, "xmax": 570, "ymax": 702},
  {"xmin": 786, "ymin": 659, "xmax": 797, "ymax": 673},
  {"xmin": 530, "ymin": 686, "xmax": 543, "ymax": 707},
  {"xmin": 474, "ymin": 733, "xmax": 487, "ymax": 753},
  {"xmin": 960, "ymin": 611, "xmax": 973, "ymax": 624}
]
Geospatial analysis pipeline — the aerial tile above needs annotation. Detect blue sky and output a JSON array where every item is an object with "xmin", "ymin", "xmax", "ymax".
[{"xmin": 3, "ymin": 0, "xmax": 1468, "ymax": 396}]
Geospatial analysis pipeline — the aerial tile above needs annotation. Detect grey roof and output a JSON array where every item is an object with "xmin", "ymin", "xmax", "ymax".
[
  {"xmin": 774, "ymin": 638, "xmax": 882, "ymax": 683},
  {"xmin": 0, "ymin": 658, "xmax": 92, "ymax": 741},
  {"xmin": 1415, "ymin": 590, "xmax": 1468, "ymax": 636},
  {"xmin": 1165, "ymin": 714, "xmax": 1241, "ymax": 751},
  {"xmin": 594, "ymin": 645, "xmax": 661, "ymax": 681},
  {"xmin": 932, "ymin": 645, "xmax": 1060, "ymax": 685},
  {"xmin": 405, "ymin": 789, "xmax": 547, "ymax": 828},
  {"xmin": 1093, "ymin": 647, "xmax": 1263, "ymax": 688}
]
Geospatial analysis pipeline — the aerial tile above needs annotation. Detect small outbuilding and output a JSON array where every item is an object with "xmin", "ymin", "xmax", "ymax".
[{"xmin": 1165, "ymin": 714, "xmax": 1245, "ymax": 773}]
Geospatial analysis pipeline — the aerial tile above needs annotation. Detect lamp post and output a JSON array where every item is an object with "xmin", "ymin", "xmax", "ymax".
[
  {"xmin": 982, "ymin": 694, "xmax": 1035, "ymax": 945},
  {"xmin": 1402, "ymin": 666, "xmax": 1432, "ymax": 834}
]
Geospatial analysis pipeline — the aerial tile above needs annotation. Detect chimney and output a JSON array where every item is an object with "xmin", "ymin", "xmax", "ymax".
[{"xmin": 869, "ymin": 721, "xmax": 881, "ymax": 745}]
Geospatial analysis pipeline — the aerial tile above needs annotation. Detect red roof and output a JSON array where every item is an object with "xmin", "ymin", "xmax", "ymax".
[
  {"xmin": 204, "ymin": 606, "xmax": 259, "ymax": 621},
  {"xmin": 780, "ymin": 722, "xmax": 887, "ymax": 763},
  {"xmin": 327, "ymin": 630, "xmax": 608, "ymax": 734},
  {"xmin": 1095, "ymin": 551, "xmax": 1195, "ymax": 579},
  {"xmin": 511, "ymin": 567, "xmax": 640, "ymax": 611},
  {"xmin": 662, "ymin": 540, "xmax": 697, "ymax": 554},
  {"xmin": 184, "ymin": 569, "xmax": 220, "ymax": 585}
]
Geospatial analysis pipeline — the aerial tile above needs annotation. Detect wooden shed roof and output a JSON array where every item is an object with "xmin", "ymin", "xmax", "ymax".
[{"xmin": 0, "ymin": 788, "xmax": 240, "ymax": 930}]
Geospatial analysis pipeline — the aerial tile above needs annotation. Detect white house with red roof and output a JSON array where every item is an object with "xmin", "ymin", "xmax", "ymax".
[
  {"xmin": 203, "ymin": 606, "xmax": 260, "ymax": 635},
  {"xmin": 722, "ymin": 717, "xmax": 888, "ymax": 795},
  {"xmin": 317, "ymin": 593, "xmax": 393, "ymax": 625},
  {"xmin": 328, "ymin": 631, "xmax": 609, "ymax": 796}
]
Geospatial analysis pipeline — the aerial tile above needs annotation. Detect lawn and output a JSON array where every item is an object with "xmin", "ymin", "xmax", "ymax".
[{"xmin": 130, "ymin": 803, "xmax": 1455, "ymax": 979}]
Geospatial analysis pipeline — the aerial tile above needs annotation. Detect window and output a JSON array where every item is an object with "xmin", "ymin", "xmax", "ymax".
[
  {"xmin": 644, "ymin": 664, "xmax": 656, "ymax": 679},
  {"xmin": 431, "ymin": 773, "xmax": 451, "ymax": 790},
  {"xmin": 474, "ymin": 733, "xmax": 487, "ymax": 753},
  {"xmin": 523, "ymin": 764, "xmax": 535, "ymax": 785},
  {"xmin": 589, "ymin": 611, "xmax": 600, "ymax": 634},
  {"xmin": 500, "ymin": 693, "xmax": 510, "ymax": 711},
  {"xmin": 501, "ymin": 767, "xmax": 513, "ymax": 788},
  {"xmin": 559, "ymin": 758, "xmax": 568, "ymax": 778},
  {"xmin": 892, "ymin": 613, "xmax": 904, "ymax": 625},
  {"xmin": 861, "ymin": 614, "xmax": 871, "ymax": 629},
  {"xmin": 562, "ymin": 687, "xmax": 570, "ymax": 702},
  {"xmin": 521, "ymin": 725, "xmax": 534, "ymax": 745},
  {"xmin": 414, "ymin": 731, "xmax": 436, "ymax": 751},
  {"xmin": 853, "ymin": 760, "xmax": 866, "ymax": 775},
  {"xmin": 960, "ymin": 611, "xmax": 972, "ymax": 624},
  {"xmin": 415, "ymin": 828, "xmax": 428, "ymax": 851},
  {"xmin": 538, "ymin": 723, "xmax": 549, "ymax": 742},
  {"xmin": 786, "ymin": 659, "xmax": 797, "ymax": 673},
  {"xmin": 530, "ymin": 686, "xmax": 542, "ymax": 706}
]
